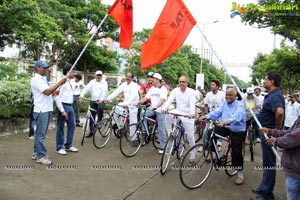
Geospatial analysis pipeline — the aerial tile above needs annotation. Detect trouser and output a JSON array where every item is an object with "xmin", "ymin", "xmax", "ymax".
[
  {"xmin": 90, "ymin": 101, "xmax": 105, "ymax": 134},
  {"xmin": 56, "ymin": 104, "xmax": 75, "ymax": 151},
  {"xmin": 73, "ymin": 95, "xmax": 81, "ymax": 124},
  {"xmin": 258, "ymin": 135, "xmax": 276, "ymax": 200},
  {"xmin": 33, "ymin": 112, "xmax": 52, "ymax": 159},
  {"xmin": 214, "ymin": 126, "xmax": 245, "ymax": 170},
  {"xmin": 179, "ymin": 116, "xmax": 195, "ymax": 160}
]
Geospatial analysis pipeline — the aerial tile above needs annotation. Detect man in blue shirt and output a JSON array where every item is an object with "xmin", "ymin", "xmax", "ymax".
[
  {"xmin": 200, "ymin": 87, "xmax": 246, "ymax": 185},
  {"xmin": 251, "ymin": 72, "xmax": 285, "ymax": 200}
]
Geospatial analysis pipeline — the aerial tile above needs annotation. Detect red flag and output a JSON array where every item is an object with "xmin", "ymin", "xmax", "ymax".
[
  {"xmin": 107, "ymin": 0, "xmax": 133, "ymax": 49},
  {"xmin": 141, "ymin": 0, "xmax": 196, "ymax": 70}
]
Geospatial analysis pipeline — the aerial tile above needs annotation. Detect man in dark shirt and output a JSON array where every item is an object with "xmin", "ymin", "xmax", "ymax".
[{"xmin": 251, "ymin": 72, "xmax": 285, "ymax": 200}]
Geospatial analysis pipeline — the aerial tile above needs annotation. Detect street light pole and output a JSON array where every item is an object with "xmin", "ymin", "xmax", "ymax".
[{"xmin": 200, "ymin": 20, "xmax": 218, "ymax": 74}]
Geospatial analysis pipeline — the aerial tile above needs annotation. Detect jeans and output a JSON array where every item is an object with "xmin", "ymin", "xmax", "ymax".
[
  {"xmin": 258, "ymin": 135, "xmax": 276, "ymax": 200},
  {"xmin": 142, "ymin": 110, "xmax": 166, "ymax": 149},
  {"xmin": 90, "ymin": 101, "xmax": 105, "ymax": 134},
  {"xmin": 73, "ymin": 95, "xmax": 81, "ymax": 124},
  {"xmin": 33, "ymin": 112, "xmax": 52, "ymax": 159},
  {"xmin": 56, "ymin": 105, "xmax": 75, "ymax": 151},
  {"xmin": 29, "ymin": 104, "xmax": 35, "ymax": 137},
  {"xmin": 286, "ymin": 175, "xmax": 300, "ymax": 200}
]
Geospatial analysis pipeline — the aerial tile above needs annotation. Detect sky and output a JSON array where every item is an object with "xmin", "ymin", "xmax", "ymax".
[{"xmin": 102, "ymin": 0, "xmax": 283, "ymax": 83}]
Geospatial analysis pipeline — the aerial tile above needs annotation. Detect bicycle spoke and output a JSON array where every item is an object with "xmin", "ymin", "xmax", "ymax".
[
  {"xmin": 160, "ymin": 135, "xmax": 175, "ymax": 175},
  {"xmin": 119, "ymin": 124, "xmax": 142, "ymax": 157}
]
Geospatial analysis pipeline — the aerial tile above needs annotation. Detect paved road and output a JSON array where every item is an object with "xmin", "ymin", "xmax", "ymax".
[{"xmin": 0, "ymin": 127, "xmax": 287, "ymax": 200}]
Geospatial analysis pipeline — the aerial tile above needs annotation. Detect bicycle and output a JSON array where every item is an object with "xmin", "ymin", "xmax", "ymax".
[
  {"xmin": 81, "ymin": 103, "xmax": 111, "ymax": 148},
  {"xmin": 160, "ymin": 112, "xmax": 189, "ymax": 175},
  {"xmin": 93, "ymin": 103, "xmax": 131, "ymax": 148},
  {"xmin": 247, "ymin": 117, "xmax": 258, "ymax": 162},
  {"xmin": 119, "ymin": 104, "xmax": 160, "ymax": 158},
  {"xmin": 179, "ymin": 120, "xmax": 240, "ymax": 189},
  {"xmin": 194, "ymin": 105, "xmax": 207, "ymax": 143}
]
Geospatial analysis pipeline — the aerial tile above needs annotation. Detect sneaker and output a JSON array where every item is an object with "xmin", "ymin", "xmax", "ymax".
[
  {"xmin": 65, "ymin": 146, "xmax": 78, "ymax": 152},
  {"xmin": 28, "ymin": 136, "xmax": 34, "ymax": 140},
  {"xmin": 158, "ymin": 149, "xmax": 164, "ymax": 154},
  {"xmin": 85, "ymin": 133, "xmax": 93, "ymax": 138},
  {"xmin": 56, "ymin": 149, "xmax": 67, "ymax": 155},
  {"xmin": 132, "ymin": 140, "xmax": 139, "ymax": 147},
  {"xmin": 255, "ymin": 138, "xmax": 261, "ymax": 143},
  {"xmin": 31, "ymin": 155, "xmax": 38, "ymax": 160},
  {"xmin": 36, "ymin": 156, "xmax": 52, "ymax": 165},
  {"xmin": 76, "ymin": 124, "xmax": 82, "ymax": 127}
]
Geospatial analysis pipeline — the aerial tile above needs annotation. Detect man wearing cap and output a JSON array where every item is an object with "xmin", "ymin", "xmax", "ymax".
[
  {"xmin": 79, "ymin": 70, "xmax": 108, "ymax": 137},
  {"xmin": 30, "ymin": 60, "xmax": 67, "ymax": 165},
  {"xmin": 139, "ymin": 72, "xmax": 154, "ymax": 104},
  {"xmin": 71, "ymin": 74, "xmax": 85, "ymax": 127},
  {"xmin": 242, "ymin": 88, "xmax": 262, "ymax": 142},
  {"xmin": 284, "ymin": 94, "xmax": 300, "ymax": 130},
  {"xmin": 135, "ymin": 73, "xmax": 168, "ymax": 153},
  {"xmin": 55, "ymin": 64, "xmax": 78, "ymax": 155}
]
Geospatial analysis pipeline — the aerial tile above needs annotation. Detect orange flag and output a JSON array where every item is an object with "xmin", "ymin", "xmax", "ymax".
[
  {"xmin": 107, "ymin": 0, "xmax": 133, "ymax": 49},
  {"xmin": 141, "ymin": 0, "xmax": 196, "ymax": 70}
]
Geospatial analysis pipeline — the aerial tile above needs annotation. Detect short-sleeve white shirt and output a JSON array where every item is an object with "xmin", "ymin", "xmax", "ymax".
[
  {"xmin": 145, "ymin": 85, "xmax": 168, "ymax": 112},
  {"xmin": 30, "ymin": 73, "xmax": 53, "ymax": 112}
]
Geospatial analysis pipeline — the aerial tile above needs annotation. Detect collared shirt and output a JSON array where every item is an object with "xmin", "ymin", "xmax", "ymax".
[
  {"xmin": 163, "ymin": 87, "xmax": 195, "ymax": 115},
  {"xmin": 257, "ymin": 88, "xmax": 285, "ymax": 129},
  {"xmin": 207, "ymin": 99, "xmax": 246, "ymax": 132},
  {"xmin": 107, "ymin": 81, "xmax": 140, "ymax": 106},
  {"xmin": 30, "ymin": 73, "xmax": 53, "ymax": 112},
  {"xmin": 80, "ymin": 79, "xmax": 108, "ymax": 101},
  {"xmin": 204, "ymin": 90, "xmax": 225, "ymax": 112},
  {"xmin": 55, "ymin": 78, "xmax": 74, "ymax": 112},
  {"xmin": 242, "ymin": 96, "xmax": 261, "ymax": 121},
  {"xmin": 71, "ymin": 79, "xmax": 85, "ymax": 96},
  {"xmin": 145, "ymin": 85, "xmax": 168, "ymax": 112},
  {"xmin": 284, "ymin": 101, "xmax": 300, "ymax": 128}
]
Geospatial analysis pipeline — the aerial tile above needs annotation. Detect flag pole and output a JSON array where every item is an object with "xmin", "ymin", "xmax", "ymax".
[
  {"xmin": 195, "ymin": 23, "xmax": 281, "ymax": 161},
  {"xmin": 67, "ymin": 14, "xmax": 109, "ymax": 75}
]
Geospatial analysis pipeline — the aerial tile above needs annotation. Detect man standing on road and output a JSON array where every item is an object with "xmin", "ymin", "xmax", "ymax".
[
  {"xmin": 72, "ymin": 74, "xmax": 85, "ymax": 127},
  {"xmin": 284, "ymin": 94, "xmax": 300, "ymax": 130},
  {"xmin": 30, "ymin": 60, "xmax": 67, "ymax": 165},
  {"xmin": 259, "ymin": 116, "xmax": 300, "ymax": 200},
  {"xmin": 251, "ymin": 72, "xmax": 285, "ymax": 200},
  {"xmin": 79, "ymin": 70, "xmax": 108, "ymax": 138},
  {"xmin": 55, "ymin": 64, "xmax": 78, "ymax": 155}
]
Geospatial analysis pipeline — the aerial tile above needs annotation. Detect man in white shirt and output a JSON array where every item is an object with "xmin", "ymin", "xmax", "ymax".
[
  {"xmin": 55, "ymin": 64, "xmax": 79, "ymax": 155},
  {"xmin": 71, "ymin": 74, "xmax": 85, "ymax": 127},
  {"xmin": 204, "ymin": 80, "xmax": 225, "ymax": 150},
  {"xmin": 254, "ymin": 87, "xmax": 264, "ymax": 105},
  {"xmin": 162, "ymin": 76, "xmax": 196, "ymax": 161},
  {"xmin": 30, "ymin": 60, "xmax": 67, "ymax": 165},
  {"xmin": 106, "ymin": 72, "xmax": 140, "ymax": 146},
  {"xmin": 284, "ymin": 94, "xmax": 300, "ymax": 130},
  {"xmin": 80, "ymin": 70, "xmax": 108, "ymax": 137},
  {"xmin": 135, "ymin": 73, "xmax": 168, "ymax": 153}
]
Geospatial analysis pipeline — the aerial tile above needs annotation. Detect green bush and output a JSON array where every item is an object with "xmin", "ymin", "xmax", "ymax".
[{"xmin": 0, "ymin": 79, "xmax": 31, "ymax": 118}]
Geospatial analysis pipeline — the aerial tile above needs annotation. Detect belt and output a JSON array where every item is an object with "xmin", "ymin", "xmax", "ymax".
[
  {"xmin": 62, "ymin": 102, "xmax": 73, "ymax": 106},
  {"xmin": 73, "ymin": 95, "xmax": 80, "ymax": 97}
]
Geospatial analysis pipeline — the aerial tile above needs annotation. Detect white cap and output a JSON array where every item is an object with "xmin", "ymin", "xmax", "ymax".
[
  {"xmin": 247, "ymin": 88, "xmax": 254, "ymax": 94},
  {"xmin": 153, "ymin": 73, "xmax": 162, "ymax": 80},
  {"xmin": 95, "ymin": 70, "xmax": 103, "ymax": 75}
]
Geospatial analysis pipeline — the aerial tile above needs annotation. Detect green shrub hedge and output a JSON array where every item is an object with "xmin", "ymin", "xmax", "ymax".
[{"xmin": 0, "ymin": 79, "xmax": 116, "ymax": 119}]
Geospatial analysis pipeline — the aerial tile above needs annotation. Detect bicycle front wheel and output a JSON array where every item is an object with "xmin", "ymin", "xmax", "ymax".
[
  {"xmin": 152, "ymin": 127, "xmax": 161, "ymax": 149},
  {"xmin": 93, "ymin": 118, "xmax": 111, "ymax": 149},
  {"xmin": 194, "ymin": 120, "xmax": 206, "ymax": 143},
  {"xmin": 81, "ymin": 114, "xmax": 90, "ymax": 146},
  {"xmin": 179, "ymin": 144, "xmax": 213, "ymax": 189},
  {"xmin": 160, "ymin": 135, "xmax": 175, "ymax": 175},
  {"xmin": 119, "ymin": 123, "xmax": 142, "ymax": 157},
  {"xmin": 225, "ymin": 144, "xmax": 238, "ymax": 177}
]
